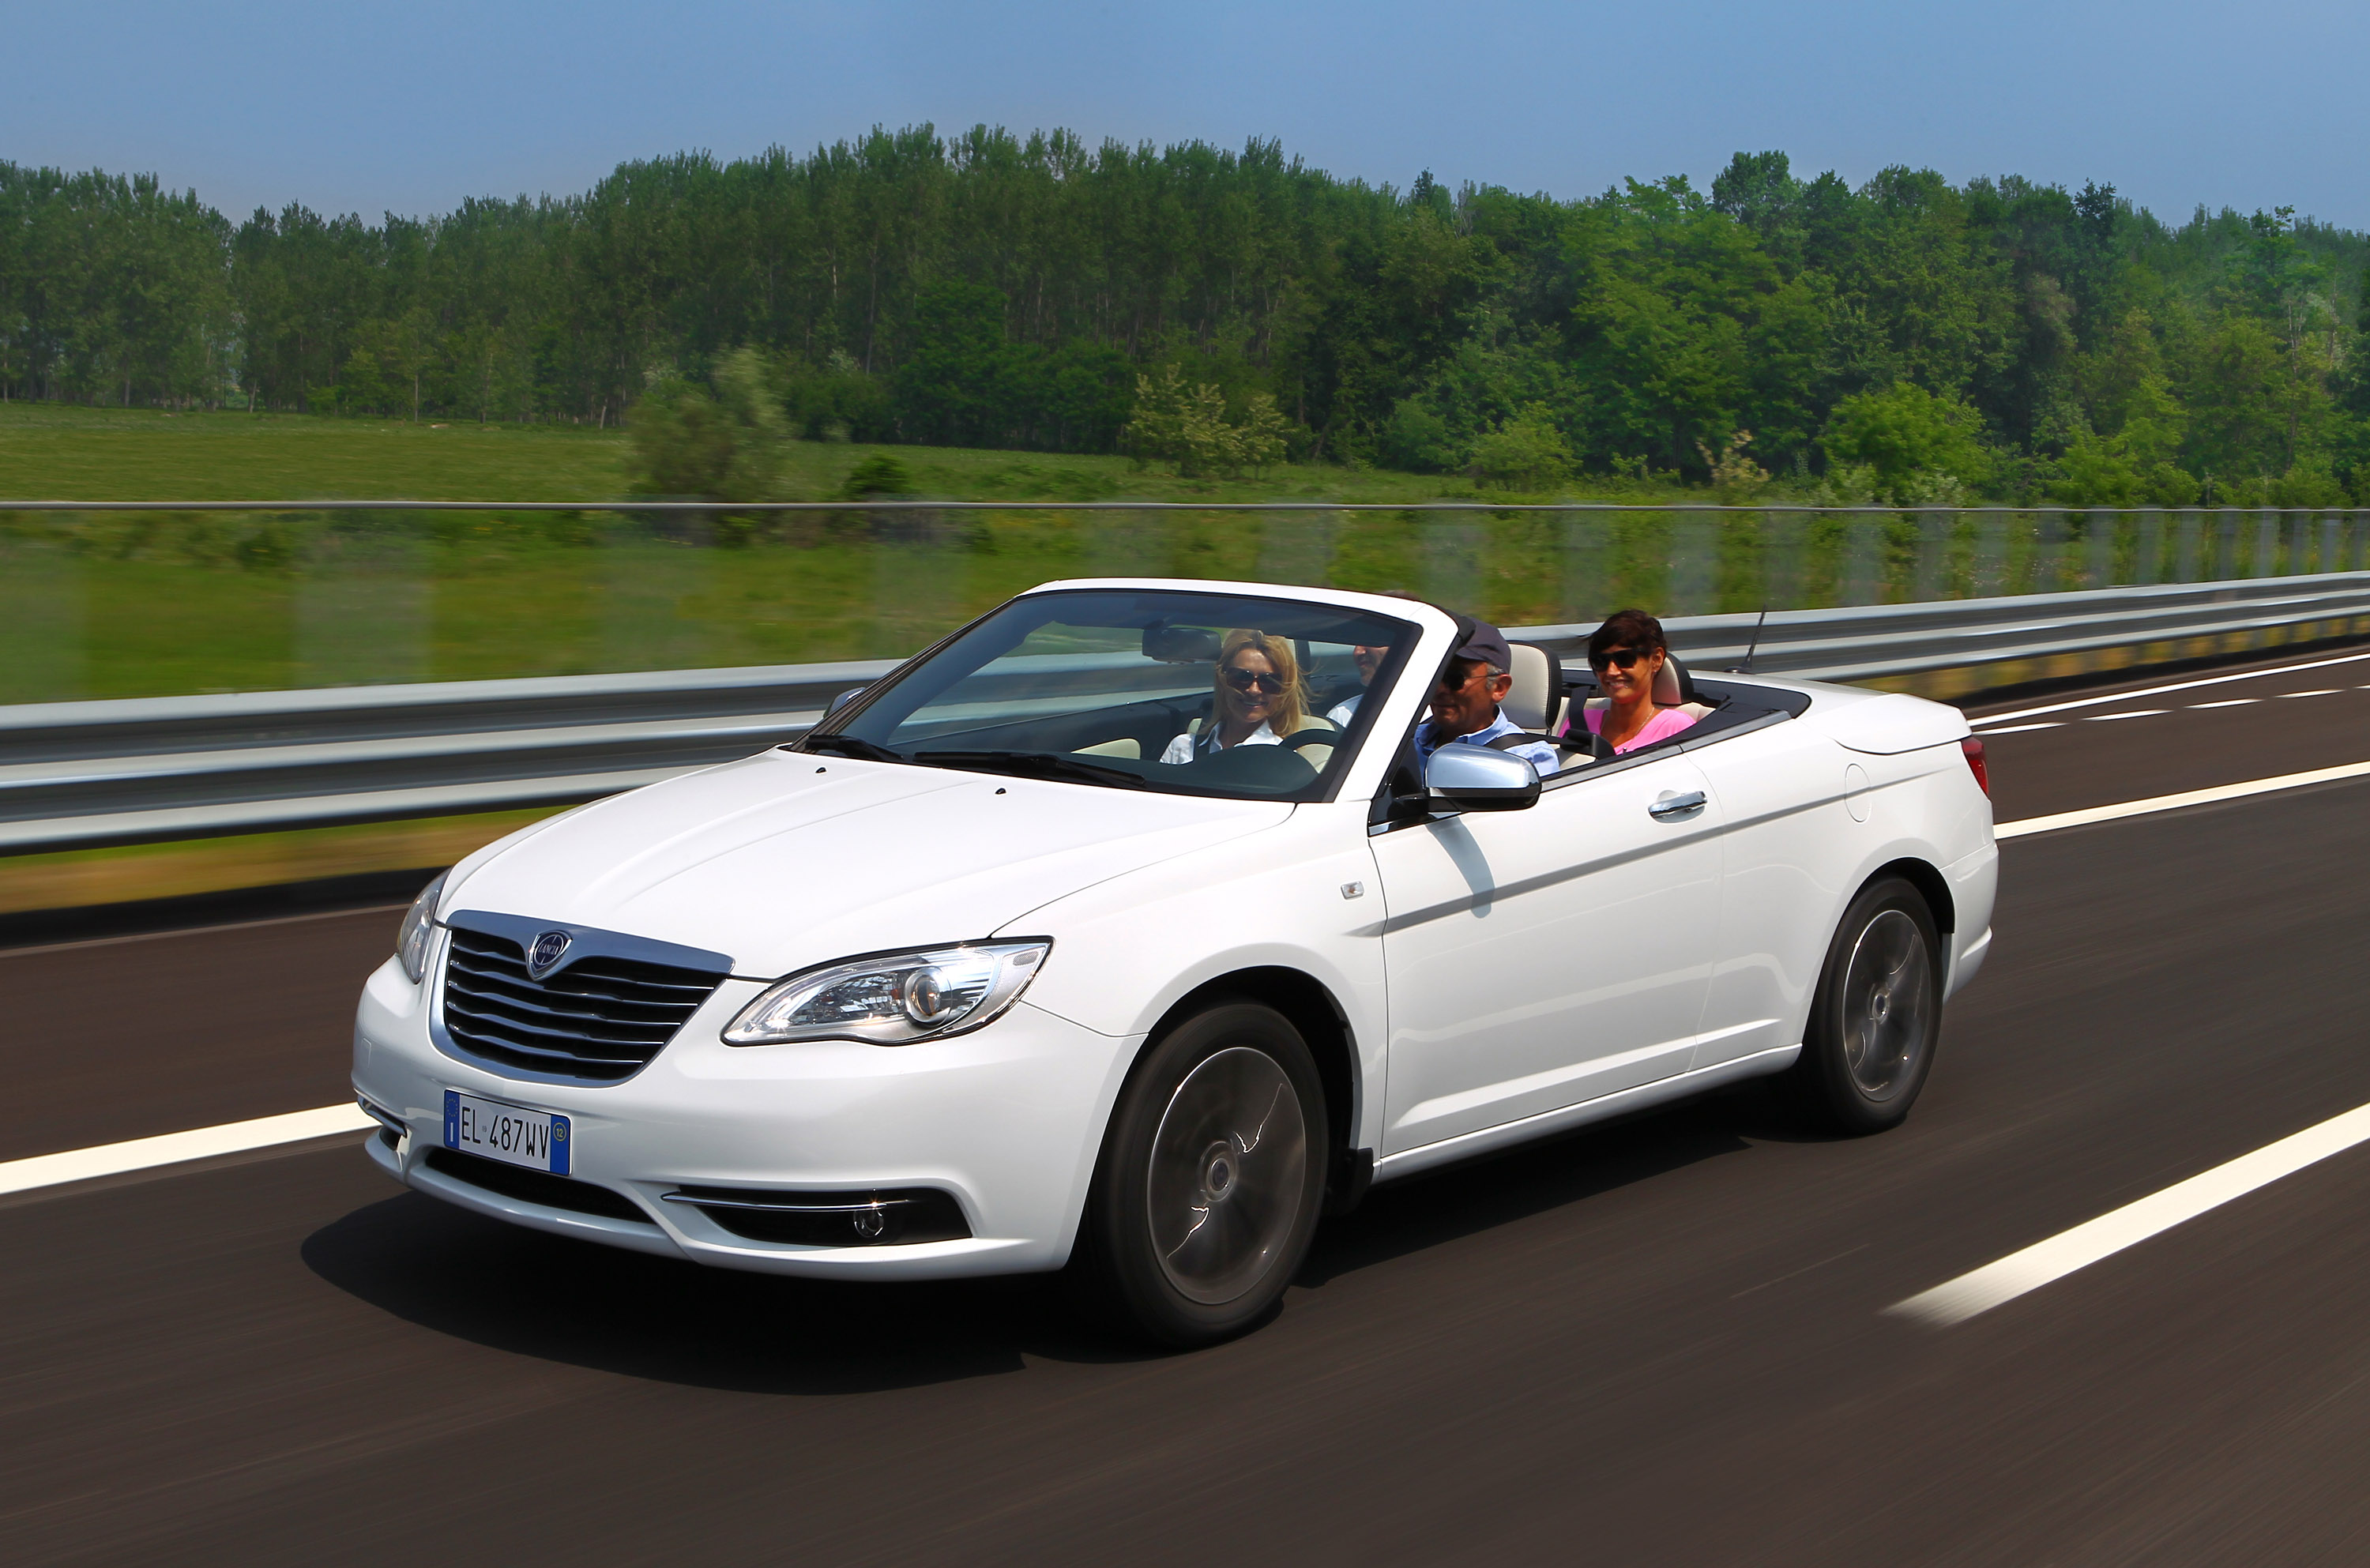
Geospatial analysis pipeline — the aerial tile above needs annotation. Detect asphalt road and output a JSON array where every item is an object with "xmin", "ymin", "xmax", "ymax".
[{"xmin": 8, "ymin": 648, "xmax": 2370, "ymax": 1564}]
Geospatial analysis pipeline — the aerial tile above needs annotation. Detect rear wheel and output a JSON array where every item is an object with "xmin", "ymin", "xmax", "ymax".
[
  {"xmin": 1078, "ymin": 1001, "xmax": 1327, "ymax": 1347},
  {"xmin": 1789, "ymin": 878, "xmax": 1942, "ymax": 1134}
]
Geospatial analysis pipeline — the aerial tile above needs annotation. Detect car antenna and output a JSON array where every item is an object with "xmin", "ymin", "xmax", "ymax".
[{"xmin": 1731, "ymin": 604, "xmax": 1769, "ymax": 675}]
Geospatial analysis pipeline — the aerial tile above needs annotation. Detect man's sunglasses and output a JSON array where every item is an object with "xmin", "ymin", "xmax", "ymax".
[
  {"xmin": 1223, "ymin": 667, "xmax": 1288, "ymax": 694},
  {"xmin": 1590, "ymin": 647, "xmax": 1646, "ymax": 671}
]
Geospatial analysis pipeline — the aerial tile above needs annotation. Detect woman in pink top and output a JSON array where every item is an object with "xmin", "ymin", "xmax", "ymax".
[{"xmin": 1559, "ymin": 607, "xmax": 1698, "ymax": 754}]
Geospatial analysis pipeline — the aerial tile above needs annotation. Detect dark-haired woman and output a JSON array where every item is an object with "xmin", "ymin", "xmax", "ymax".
[{"xmin": 1559, "ymin": 607, "xmax": 1698, "ymax": 755}]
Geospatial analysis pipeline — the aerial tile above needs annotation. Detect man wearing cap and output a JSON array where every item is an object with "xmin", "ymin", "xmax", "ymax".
[{"xmin": 1416, "ymin": 619, "xmax": 1560, "ymax": 776}]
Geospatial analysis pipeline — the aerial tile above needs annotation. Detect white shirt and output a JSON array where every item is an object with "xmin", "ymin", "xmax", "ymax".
[
  {"xmin": 1326, "ymin": 694, "xmax": 1361, "ymax": 727},
  {"xmin": 1161, "ymin": 720, "xmax": 1281, "ymax": 765}
]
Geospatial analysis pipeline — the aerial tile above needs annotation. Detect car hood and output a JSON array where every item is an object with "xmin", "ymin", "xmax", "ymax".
[{"xmin": 444, "ymin": 752, "xmax": 1293, "ymax": 977}]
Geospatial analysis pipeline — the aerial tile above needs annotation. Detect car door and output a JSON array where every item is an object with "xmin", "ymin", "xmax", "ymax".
[
  {"xmin": 1369, "ymin": 751, "xmax": 1725, "ymax": 1156},
  {"xmin": 1684, "ymin": 713, "xmax": 1854, "ymax": 1072}
]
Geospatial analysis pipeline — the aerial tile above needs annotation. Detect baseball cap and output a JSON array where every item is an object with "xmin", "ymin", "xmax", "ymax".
[{"xmin": 1449, "ymin": 613, "xmax": 1513, "ymax": 674}]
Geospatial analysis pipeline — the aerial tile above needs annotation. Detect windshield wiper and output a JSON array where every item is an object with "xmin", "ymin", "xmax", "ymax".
[
  {"xmin": 799, "ymin": 733, "xmax": 907, "ymax": 764},
  {"xmin": 913, "ymin": 750, "xmax": 1150, "ymax": 789}
]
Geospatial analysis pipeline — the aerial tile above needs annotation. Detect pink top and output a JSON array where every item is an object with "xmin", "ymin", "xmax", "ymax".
[{"xmin": 1563, "ymin": 705, "xmax": 1699, "ymax": 755}]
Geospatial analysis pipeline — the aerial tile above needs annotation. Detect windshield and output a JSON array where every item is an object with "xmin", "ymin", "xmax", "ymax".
[{"xmin": 808, "ymin": 588, "xmax": 1420, "ymax": 800}]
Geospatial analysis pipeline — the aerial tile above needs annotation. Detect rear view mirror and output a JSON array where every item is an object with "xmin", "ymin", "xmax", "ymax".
[
  {"xmin": 1424, "ymin": 746, "xmax": 1540, "ymax": 810},
  {"xmin": 1143, "ymin": 622, "xmax": 1221, "ymax": 664}
]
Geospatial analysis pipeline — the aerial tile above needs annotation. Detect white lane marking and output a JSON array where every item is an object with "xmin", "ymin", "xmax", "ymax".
[
  {"xmin": 1887, "ymin": 1101, "xmax": 2370, "ymax": 1326},
  {"xmin": 1996, "ymin": 758, "xmax": 2370, "ymax": 838},
  {"xmin": 2278, "ymin": 689, "xmax": 2342, "ymax": 698},
  {"xmin": 0, "ymin": 902, "xmax": 408, "ymax": 960},
  {"xmin": 2188, "ymin": 698, "xmax": 2260, "ymax": 709},
  {"xmin": 0, "ymin": 1104, "xmax": 375, "ymax": 1196},
  {"xmin": 2084, "ymin": 709, "xmax": 2168, "ymax": 721},
  {"xmin": 1973, "ymin": 649, "xmax": 2370, "ymax": 727},
  {"xmin": 1976, "ymin": 722, "xmax": 2063, "ymax": 734}
]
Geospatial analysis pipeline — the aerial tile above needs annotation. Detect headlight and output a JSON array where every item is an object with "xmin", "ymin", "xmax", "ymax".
[
  {"xmin": 397, "ymin": 871, "xmax": 448, "ymax": 984},
  {"xmin": 723, "ymin": 941, "xmax": 1051, "ymax": 1046}
]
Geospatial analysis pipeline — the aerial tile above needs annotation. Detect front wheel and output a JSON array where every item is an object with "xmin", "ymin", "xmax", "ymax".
[
  {"xmin": 1078, "ymin": 1001, "xmax": 1328, "ymax": 1347},
  {"xmin": 1788, "ymin": 878, "xmax": 1943, "ymax": 1134}
]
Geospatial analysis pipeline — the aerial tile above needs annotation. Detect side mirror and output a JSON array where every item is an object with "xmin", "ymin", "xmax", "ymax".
[
  {"xmin": 1424, "ymin": 745, "xmax": 1540, "ymax": 810},
  {"xmin": 826, "ymin": 686, "xmax": 866, "ymax": 715}
]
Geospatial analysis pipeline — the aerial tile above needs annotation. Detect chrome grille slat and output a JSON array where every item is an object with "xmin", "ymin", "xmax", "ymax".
[
  {"xmin": 450, "ymin": 956, "xmax": 717, "ymax": 1006},
  {"xmin": 438, "ymin": 925, "xmax": 726, "ymax": 1082},
  {"xmin": 443, "ymin": 1009, "xmax": 668, "ymax": 1056},
  {"xmin": 443, "ymin": 967, "xmax": 686, "ymax": 1029}
]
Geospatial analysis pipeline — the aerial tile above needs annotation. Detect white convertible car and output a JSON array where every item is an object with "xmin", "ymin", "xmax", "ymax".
[{"xmin": 352, "ymin": 579, "xmax": 1996, "ymax": 1344}]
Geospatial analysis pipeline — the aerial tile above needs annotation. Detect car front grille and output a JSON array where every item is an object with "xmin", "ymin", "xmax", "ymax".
[{"xmin": 439, "ymin": 925, "xmax": 727, "ymax": 1082}]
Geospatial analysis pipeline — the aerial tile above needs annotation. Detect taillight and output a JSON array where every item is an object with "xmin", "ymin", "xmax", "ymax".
[{"xmin": 1961, "ymin": 736, "xmax": 1989, "ymax": 797}]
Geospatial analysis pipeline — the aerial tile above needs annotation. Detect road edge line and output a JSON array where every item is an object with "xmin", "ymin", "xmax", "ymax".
[{"xmin": 0, "ymin": 1104, "xmax": 374, "ymax": 1197}]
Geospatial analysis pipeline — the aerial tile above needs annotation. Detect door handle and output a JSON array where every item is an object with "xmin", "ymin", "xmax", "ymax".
[{"xmin": 1648, "ymin": 790, "xmax": 1706, "ymax": 821}]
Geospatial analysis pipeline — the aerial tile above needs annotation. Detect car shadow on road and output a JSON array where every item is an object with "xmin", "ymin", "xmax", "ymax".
[
  {"xmin": 1296, "ymin": 1082, "xmax": 1800, "ymax": 1286},
  {"xmin": 303, "ymin": 1081, "xmax": 1826, "ymax": 1394},
  {"xmin": 301, "ymin": 1193, "xmax": 1136, "ymax": 1395}
]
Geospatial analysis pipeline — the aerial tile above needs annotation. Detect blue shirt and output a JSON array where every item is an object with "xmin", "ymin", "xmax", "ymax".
[{"xmin": 1417, "ymin": 709, "xmax": 1559, "ymax": 776}]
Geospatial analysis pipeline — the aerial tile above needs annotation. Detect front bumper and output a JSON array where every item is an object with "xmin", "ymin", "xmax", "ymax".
[{"xmin": 352, "ymin": 946, "xmax": 1138, "ymax": 1280}]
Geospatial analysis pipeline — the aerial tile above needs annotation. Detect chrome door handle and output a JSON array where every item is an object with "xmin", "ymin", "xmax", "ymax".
[{"xmin": 1648, "ymin": 790, "xmax": 1706, "ymax": 821}]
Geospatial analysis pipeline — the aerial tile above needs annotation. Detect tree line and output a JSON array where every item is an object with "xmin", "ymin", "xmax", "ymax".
[{"xmin": 5, "ymin": 126, "xmax": 2370, "ymax": 503}]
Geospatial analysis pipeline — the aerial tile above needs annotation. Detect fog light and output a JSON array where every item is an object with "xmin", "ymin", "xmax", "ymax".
[{"xmin": 850, "ymin": 1208, "xmax": 890, "ymax": 1241}]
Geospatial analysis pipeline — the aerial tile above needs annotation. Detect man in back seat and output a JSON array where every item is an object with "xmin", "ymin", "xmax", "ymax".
[{"xmin": 1416, "ymin": 619, "xmax": 1560, "ymax": 776}]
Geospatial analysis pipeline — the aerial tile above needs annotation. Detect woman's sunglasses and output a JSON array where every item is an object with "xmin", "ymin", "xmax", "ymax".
[
  {"xmin": 1590, "ymin": 647, "xmax": 1646, "ymax": 671},
  {"xmin": 1224, "ymin": 667, "xmax": 1288, "ymax": 694}
]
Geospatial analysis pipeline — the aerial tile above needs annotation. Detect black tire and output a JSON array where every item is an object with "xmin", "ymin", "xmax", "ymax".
[
  {"xmin": 1788, "ymin": 877, "xmax": 1943, "ymax": 1135},
  {"xmin": 1076, "ymin": 1001, "xmax": 1329, "ymax": 1348}
]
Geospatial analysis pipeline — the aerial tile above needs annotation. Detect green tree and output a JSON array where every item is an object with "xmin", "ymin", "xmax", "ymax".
[{"xmin": 1821, "ymin": 382, "xmax": 1993, "ymax": 500}]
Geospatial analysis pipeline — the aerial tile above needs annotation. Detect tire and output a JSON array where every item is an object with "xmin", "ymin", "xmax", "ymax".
[
  {"xmin": 1788, "ymin": 877, "xmax": 1943, "ymax": 1135},
  {"xmin": 1077, "ymin": 1001, "xmax": 1329, "ymax": 1348}
]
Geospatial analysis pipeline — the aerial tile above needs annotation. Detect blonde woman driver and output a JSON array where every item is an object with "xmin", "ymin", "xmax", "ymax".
[{"xmin": 1161, "ymin": 630, "xmax": 1326, "ymax": 763}]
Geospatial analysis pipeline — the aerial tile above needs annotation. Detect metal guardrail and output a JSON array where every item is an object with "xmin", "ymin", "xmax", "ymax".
[{"xmin": 6, "ymin": 569, "xmax": 2367, "ymax": 854}]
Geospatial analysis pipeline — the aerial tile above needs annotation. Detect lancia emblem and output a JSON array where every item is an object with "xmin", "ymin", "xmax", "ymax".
[{"xmin": 527, "ymin": 930, "xmax": 574, "ymax": 980}]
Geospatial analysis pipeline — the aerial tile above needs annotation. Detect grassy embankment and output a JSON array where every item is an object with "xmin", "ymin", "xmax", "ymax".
[
  {"xmin": 0, "ymin": 404, "xmax": 1702, "ymax": 912},
  {"xmin": 2, "ymin": 403, "xmax": 1725, "ymax": 701}
]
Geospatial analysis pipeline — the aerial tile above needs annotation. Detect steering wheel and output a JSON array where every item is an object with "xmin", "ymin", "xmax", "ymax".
[{"xmin": 1283, "ymin": 729, "xmax": 1336, "ymax": 754}]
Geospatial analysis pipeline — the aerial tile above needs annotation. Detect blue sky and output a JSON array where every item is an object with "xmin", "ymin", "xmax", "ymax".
[{"xmin": 9, "ymin": 1, "xmax": 2364, "ymax": 227}]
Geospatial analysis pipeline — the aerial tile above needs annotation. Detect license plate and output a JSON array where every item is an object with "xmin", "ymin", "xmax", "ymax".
[{"xmin": 444, "ymin": 1089, "xmax": 571, "ymax": 1175}]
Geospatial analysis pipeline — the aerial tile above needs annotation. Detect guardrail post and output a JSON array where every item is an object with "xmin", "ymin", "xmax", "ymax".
[
  {"xmin": 1671, "ymin": 506, "xmax": 1716, "ymax": 615},
  {"xmin": 0, "ymin": 526, "xmax": 85, "ymax": 703},
  {"xmin": 2030, "ymin": 510, "xmax": 2067, "ymax": 594},
  {"xmin": 2082, "ymin": 508, "xmax": 2114, "ymax": 588},
  {"xmin": 2213, "ymin": 509, "xmax": 2239, "ymax": 580},
  {"xmin": 1556, "ymin": 510, "xmax": 1606, "ymax": 623},
  {"xmin": 1913, "ymin": 510, "xmax": 1952, "ymax": 600},
  {"xmin": 1424, "ymin": 514, "xmax": 1485, "ymax": 611},
  {"xmin": 1842, "ymin": 510, "xmax": 1884, "ymax": 604},
  {"xmin": 295, "ymin": 508, "xmax": 431, "ymax": 688}
]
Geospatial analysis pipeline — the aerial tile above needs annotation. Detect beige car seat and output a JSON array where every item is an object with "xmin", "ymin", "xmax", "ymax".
[{"xmin": 1501, "ymin": 642, "xmax": 1563, "ymax": 735}]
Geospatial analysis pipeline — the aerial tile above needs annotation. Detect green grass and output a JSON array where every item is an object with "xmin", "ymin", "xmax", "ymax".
[
  {"xmin": 0, "ymin": 400, "xmax": 1687, "ymax": 506},
  {"xmin": 0, "ymin": 404, "xmax": 2198, "ymax": 704}
]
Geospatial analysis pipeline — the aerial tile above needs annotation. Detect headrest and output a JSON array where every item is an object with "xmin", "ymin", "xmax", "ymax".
[
  {"xmin": 1653, "ymin": 652, "xmax": 1695, "ymax": 707},
  {"xmin": 1502, "ymin": 642, "xmax": 1555, "ymax": 732}
]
